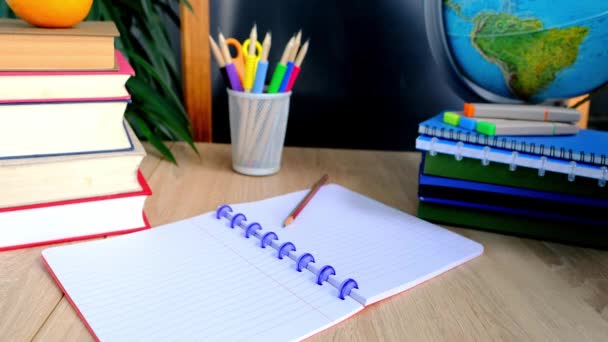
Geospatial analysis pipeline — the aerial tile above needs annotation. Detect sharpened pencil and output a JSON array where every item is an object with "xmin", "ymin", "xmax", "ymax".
[{"xmin": 283, "ymin": 174, "xmax": 329, "ymax": 227}]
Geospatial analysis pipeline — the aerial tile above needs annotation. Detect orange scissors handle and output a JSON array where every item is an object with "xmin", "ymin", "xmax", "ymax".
[{"xmin": 225, "ymin": 38, "xmax": 245, "ymax": 84}]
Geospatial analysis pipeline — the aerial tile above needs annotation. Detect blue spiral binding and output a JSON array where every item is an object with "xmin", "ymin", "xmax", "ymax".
[
  {"xmin": 277, "ymin": 242, "xmax": 296, "ymax": 259},
  {"xmin": 245, "ymin": 222, "xmax": 262, "ymax": 238},
  {"xmin": 338, "ymin": 278, "xmax": 359, "ymax": 300},
  {"xmin": 296, "ymin": 253, "xmax": 315, "ymax": 272},
  {"xmin": 316, "ymin": 265, "xmax": 336, "ymax": 285},
  {"xmin": 215, "ymin": 205, "xmax": 233, "ymax": 219},
  {"xmin": 230, "ymin": 213, "xmax": 247, "ymax": 228},
  {"xmin": 214, "ymin": 204, "xmax": 360, "ymax": 299},
  {"xmin": 260, "ymin": 232, "xmax": 278, "ymax": 248}
]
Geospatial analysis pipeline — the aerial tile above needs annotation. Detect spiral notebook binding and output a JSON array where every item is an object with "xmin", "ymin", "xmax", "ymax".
[
  {"xmin": 538, "ymin": 156, "xmax": 547, "ymax": 177},
  {"xmin": 260, "ymin": 232, "xmax": 278, "ymax": 248},
  {"xmin": 568, "ymin": 161, "xmax": 577, "ymax": 182},
  {"xmin": 420, "ymin": 123, "xmax": 608, "ymax": 166},
  {"xmin": 214, "ymin": 205, "xmax": 360, "ymax": 301},
  {"xmin": 509, "ymin": 151, "xmax": 518, "ymax": 172},
  {"xmin": 481, "ymin": 146, "xmax": 490, "ymax": 166},
  {"xmin": 422, "ymin": 139, "xmax": 607, "ymax": 187},
  {"xmin": 296, "ymin": 253, "xmax": 315, "ymax": 272},
  {"xmin": 277, "ymin": 242, "xmax": 296, "ymax": 259},
  {"xmin": 600, "ymin": 167, "xmax": 607, "ymax": 188}
]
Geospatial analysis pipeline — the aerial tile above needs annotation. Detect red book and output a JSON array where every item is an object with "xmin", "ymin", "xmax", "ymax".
[
  {"xmin": 0, "ymin": 171, "xmax": 152, "ymax": 252},
  {"xmin": 0, "ymin": 50, "xmax": 134, "ymax": 104}
]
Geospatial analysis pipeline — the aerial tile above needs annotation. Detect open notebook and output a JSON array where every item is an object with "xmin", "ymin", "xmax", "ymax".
[{"xmin": 42, "ymin": 184, "xmax": 483, "ymax": 341}]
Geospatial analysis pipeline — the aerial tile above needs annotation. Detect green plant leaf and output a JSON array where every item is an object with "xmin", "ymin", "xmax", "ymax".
[{"xmin": 127, "ymin": 112, "xmax": 177, "ymax": 164}]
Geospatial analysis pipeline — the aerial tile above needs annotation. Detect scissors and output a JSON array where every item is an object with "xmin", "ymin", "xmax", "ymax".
[{"xmin": 225, "ymin": 38, "xmax": 262, "ymax": 86}]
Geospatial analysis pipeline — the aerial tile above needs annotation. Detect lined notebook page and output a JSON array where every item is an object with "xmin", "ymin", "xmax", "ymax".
[
  {"xmin": 42, "ymin": 214, "xmax": 362, "ymax": 342},
  {"xmin": 230, "ymin": 184, "xmax": 483, "ymax": 305}
]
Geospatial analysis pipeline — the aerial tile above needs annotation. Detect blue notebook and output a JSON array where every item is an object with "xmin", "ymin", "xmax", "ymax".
[
  {"xmin": 418, "ymin": 174, "xmax": 608, "ymax": 208},
  {"xmin": 418, "ymin": 114, "xmax": 608, "ymax": 166},
  {"xmin": 417, "ymin": 196, "xmax": 605, "ymax": 225}
]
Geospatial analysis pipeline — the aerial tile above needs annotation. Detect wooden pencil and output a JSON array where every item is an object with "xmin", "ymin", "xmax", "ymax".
[
  {"xmin": 283, "ymin": 174, "xmax": 329, "ymax": 227},
  {"xmin": 289, "ymin": 30, "xmax": 302, "ymax": 62},
  {"xmin": 260, "ymin": 32, "xmax": 271, "ymax": 62},
  {"xmin": 218, "ymin": 33, "xmax": 232, "ymax": 65},
  {"xmin": 281, "ymin": 37, "xmax": 295, "ymax": 64},
  {"xmin": 295, "ymin": 39, "xmax": 309, "ymax": 67},
  {"xmin": 249, "ymin": 24, "xmax": 257, "ymax": 56},
  {"xmin": 208, "ymin": 35, "xmax": 225, "ymax": 67}
]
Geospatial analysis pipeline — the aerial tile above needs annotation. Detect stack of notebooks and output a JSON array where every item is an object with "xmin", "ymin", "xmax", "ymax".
[
  {"xmin": 0, "ymin": 19, "xmax": 150, "ymax": 251},
  {"xmin": 415, "ymin": 106, "xmax": 608, "ymax": 249}
]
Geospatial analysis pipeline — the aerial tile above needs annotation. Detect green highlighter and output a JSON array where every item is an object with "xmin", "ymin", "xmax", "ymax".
[
  {"xmin": 442, "ymin": 112, "xmax": 460, "ymax": 126},
  {"xmin": 475, "ymin": 121, "xmax": 496, "ymax": 136}
]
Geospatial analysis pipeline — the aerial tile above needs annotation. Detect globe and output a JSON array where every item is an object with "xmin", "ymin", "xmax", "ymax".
[{"xmin": 424, "ymin": 0, "xmax": 608, "ymax": 103}]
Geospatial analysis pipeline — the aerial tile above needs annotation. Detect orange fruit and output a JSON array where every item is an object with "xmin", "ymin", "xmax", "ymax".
[{"xmin": 6, "ymin": 0, "xmax": 94, "ymax": 28}]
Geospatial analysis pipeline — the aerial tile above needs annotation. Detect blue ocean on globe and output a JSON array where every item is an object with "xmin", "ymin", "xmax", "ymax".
[{"xmin": 444, "ymin": 0, "xmax": 608, "ymax": 102}]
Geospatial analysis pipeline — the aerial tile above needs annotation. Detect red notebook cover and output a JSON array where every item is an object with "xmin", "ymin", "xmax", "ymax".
[{"xmin": 0, "ymin": 170, "xmax": 152, "ymax": 252}]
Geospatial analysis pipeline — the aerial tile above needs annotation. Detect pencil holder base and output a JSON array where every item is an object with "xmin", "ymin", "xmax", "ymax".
[{"xmin": 232, "ymin": 165, "xmax": 280, "ymax": 176}]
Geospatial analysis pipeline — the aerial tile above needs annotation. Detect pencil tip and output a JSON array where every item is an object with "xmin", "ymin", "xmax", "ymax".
[{"xmin": 283, "ymin": 217, "xmax": 294, "ymax": 227}]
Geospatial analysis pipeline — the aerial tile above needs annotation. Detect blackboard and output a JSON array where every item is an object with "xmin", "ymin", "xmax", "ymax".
[{"xmin": 209, "ymin": 0, "xmax": 480, "ymax": 150}]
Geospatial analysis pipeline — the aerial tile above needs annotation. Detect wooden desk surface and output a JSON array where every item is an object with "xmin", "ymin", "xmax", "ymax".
[{"xmin": 1, "ymin": 143, "xmax": 607, "ymax": 341}]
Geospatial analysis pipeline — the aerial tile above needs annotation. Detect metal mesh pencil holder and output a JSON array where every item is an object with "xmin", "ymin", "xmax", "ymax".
[{"xmin": 227, "ymin": 89, "xmax": 292, "ymax": 176}]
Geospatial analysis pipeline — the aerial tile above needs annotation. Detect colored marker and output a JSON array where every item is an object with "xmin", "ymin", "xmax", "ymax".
[
  {"xmin": 464, "ymin": 103, "xmax": 581, "ymax": 123},
  {"xmin": 243, "ymin": 24, "xmax": 258, "ymax": 92},
  {"xmin": 208, "ymin": 35, "xmax": 231, "ymax": 89},
  {"xmin": 286, "ymin": 39, "xmax": 309, "ymax": 92},
  {"xmin": 252, "ymin": 32, "xmax": 271, "ymax": 93},
  {"xmin": 219, "ymin": 33, "xmax": 243, "ymax": 91},
  {"xmin": 443, "ymin": 111, "xmax": 578, "ymax": 136},
  {"xmin": 267, "ymin": 37, "xmax": 293, "ymax": 93},
  {"xmin": 476, "ymin": 119, "xmax": 579, "ymax": 136},
  {"xmin": 279, "ymin": 30, "xmax": 301, "ymax": 92},
  {"xmin": 443, "ymin": 111, "xmax": 477, "ymax": 130}
]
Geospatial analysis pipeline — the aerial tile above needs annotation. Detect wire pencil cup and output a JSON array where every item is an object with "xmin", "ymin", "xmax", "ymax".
[{"xmin": 228, "ymin": 89, "xmax": 291, "ymax": 176}]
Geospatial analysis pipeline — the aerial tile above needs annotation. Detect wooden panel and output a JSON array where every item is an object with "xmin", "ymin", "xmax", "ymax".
[{"xmin": 180, "ymin": 0, "xmax": 212, "ymax": 142}]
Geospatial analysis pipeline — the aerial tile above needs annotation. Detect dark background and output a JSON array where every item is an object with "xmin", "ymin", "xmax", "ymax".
[{"xmin": 207, "ymin": 0, "xmax": 607, "ymax": 151}]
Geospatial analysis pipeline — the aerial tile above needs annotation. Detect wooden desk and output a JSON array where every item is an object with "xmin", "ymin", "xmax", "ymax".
[{"xmin": 1, "ymin": 143, "xmax": 607, "ymax": 341}]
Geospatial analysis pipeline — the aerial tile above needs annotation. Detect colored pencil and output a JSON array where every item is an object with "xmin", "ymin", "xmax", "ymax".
[
  {"xmin": 283, "ymin": 174, "xmax": 329, "ymax": 227},
  {"xmin": 286, "ymin": 39, "xmax": 309, "ymax": 92},
  {"xmin": 209, "ymin": 35, "xmax": 232, "ymax": 89},
  {"xmin": 218, "ymin": 32, "xmax": 243, "ymax": 91},
  {"xmin": 252, "ymin": 32, "xmax": 271, "ymax": 93},
  {"xmin": 267, "ymin": 36, "xmax": 294, "ymax": 93},
  {"xmin": 244, "ymin": 24, "xmax": 258, "ymax": 92}
]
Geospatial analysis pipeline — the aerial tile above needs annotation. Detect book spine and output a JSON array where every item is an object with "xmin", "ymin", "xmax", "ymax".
[
  {"xmin": 214, "ymin": 205, "xmax": 363, "ymax": 302},
  {"xmin": 419, "ymin": 124, "xmax": 607, "ymax": 166}
]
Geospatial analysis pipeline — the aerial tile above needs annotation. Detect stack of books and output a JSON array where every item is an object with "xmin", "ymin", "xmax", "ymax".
[
  {"xmin": 0, "ymin": 19, "xmax": 150, "ymax": 251},
  {"xmin": 415, "ymin": 107, "xmax": 608, "ymax": 249}
]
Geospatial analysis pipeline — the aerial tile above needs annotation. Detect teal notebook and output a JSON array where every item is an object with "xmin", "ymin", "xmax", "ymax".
[{"xmin": 418, "ymin": 114, "xmax": 608, "ymax": 166}]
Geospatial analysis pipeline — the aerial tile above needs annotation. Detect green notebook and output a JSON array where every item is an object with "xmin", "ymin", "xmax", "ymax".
[
  {"xmin": 417, "ymin": 202, "xmax": 608, "ymax": 249},
  {"xmin": 422, "ymin": 153, "xmax": 608, "ymax": 199}
]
